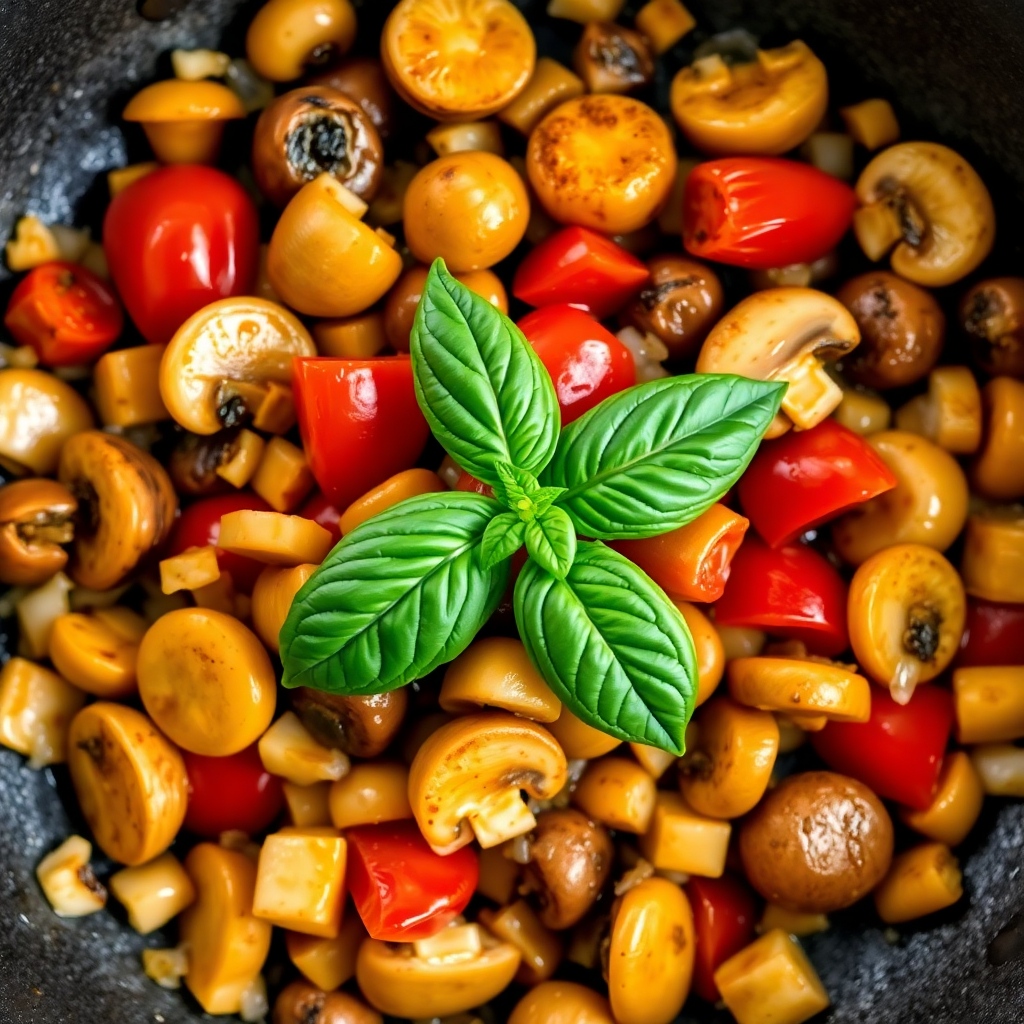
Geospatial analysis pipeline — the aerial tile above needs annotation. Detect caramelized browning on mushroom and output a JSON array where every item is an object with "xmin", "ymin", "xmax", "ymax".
[{"xmin": 291, "ymin": 687, "xmax": 408, "ymax": 758}]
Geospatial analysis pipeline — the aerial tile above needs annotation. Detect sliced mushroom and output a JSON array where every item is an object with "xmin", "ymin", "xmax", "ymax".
[
  {"xmin": 573, "ymin": 22, "xmax": 654, "ymax": 94},
  {"xmin": 696, "ymin": 287, "xmax": 860, "ymax": 436},
  {"xmin": 291, "ymin": 688, "xmax": 407, "ymax": 758},
  {"xmin": 167, "ymin": 428, "xmax": 241, "ymax": 497},
  {"xmin": 58, "ymin": 431, "xmax": 177, "ymax": 591},
  {"xmin": 159, "ymin": 296, "xmax": 316, "ymax": 435},
  {"xmin": 0, "ymin": 479, "xmax": 77, "ymax": 586},
  {"xmin": 408, "ymin": 712, "xmax": 568, "ymax": 855},
  {"xmin": 273, "ymin": 981, "xmax": 382, "ymax": 1024},
  {"xmin": 854, "ymin": 142, "xmax": 995, "ymax": 287},
  {"xmin": 960, "ymin": 277, "xmax": 1024, "ymax": 378}
]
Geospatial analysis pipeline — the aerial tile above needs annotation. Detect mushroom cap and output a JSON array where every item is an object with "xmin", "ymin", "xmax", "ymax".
[{"xmin": 123, "ymin": 79, "xmax": 246, "ymax": 123}]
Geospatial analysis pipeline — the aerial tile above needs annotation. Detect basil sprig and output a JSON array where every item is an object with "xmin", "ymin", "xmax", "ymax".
[{"xmin": 281, "ymin": 260, "xmax": 785, "ymax": 753}]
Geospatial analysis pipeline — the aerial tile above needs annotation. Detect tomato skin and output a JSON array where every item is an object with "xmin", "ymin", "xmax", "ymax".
[
  {"xmin": 686, "ymin": 874, "xmax": 758, "ymax": 1002},
  {"xmin": 4, "ymin": 262, "xmax": 124, "ymax": 366},
  {"xmin": 346, "ymin": 820, "xmax": 479, "ymax": 941},
  {"xmin": 811, "ymin": 685, "xmax": 954, "ymax": 810},
  {"xmin": 293, "ymin": 356, "xmax": 431, "ymax": 510},
  {"xmin": 713, "ymin": 535, "xmax": 849, "ymax": 655},
  {"xmin": 957, "ymin": 599, "xmax": 1024, "ymax": 667},
  {"xmin": 168, "ymin": 492, "xmax": 272, "ymax": 594},
  {"xmin": 299, "ymin": 492, "xmax": 343, "ymax": 547},
  {"xmin": 738, "ymin": 419, "xmax": 897, "ymax": 547},
  {"xmin": 455, "ymin": 470, "xmax": 494, "ymax": 496},
  {"xmin": 518, "ymin": 305, "xmax": 636, "ymax": 424},
  {"xmin": 103, "ymin": 165, "xmax": 259, "ymax": 344},
  {"xmin": 683, "ymin": 158, "xmax": 856, "ymax": 269},
  {"xmin": 182, "ymin": 744, "xmax": 284, "ymax": 838},
  {"xmin": 512, "ymin": 227, "xmax": 650, "ymax": 318}
]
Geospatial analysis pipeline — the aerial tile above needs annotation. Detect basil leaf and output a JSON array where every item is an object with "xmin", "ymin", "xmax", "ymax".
[
  {"xmin": 411, "ymin": 260, "xmax": 560, "ymax": 486},
  {"xmin": 515, "ymin": 541, "xmax": 697, "ymax": 753},
  {"xmin": 281, "ymin": 492, "xmax": 509, "ymax": 694},
  {"xmin": 493, "ymin": 461, "xmax": 537, "ymax": 513},
  {"xmin": 481, "ymin": 512, "xmax": 526, "ymax": 569},
  {"xmin": 525, "ymin": 507, "xmax": 576, "ymax": 579},
  {"xmin": 543, "ymin": 374, "xmax": 786, "ymax": 539}
]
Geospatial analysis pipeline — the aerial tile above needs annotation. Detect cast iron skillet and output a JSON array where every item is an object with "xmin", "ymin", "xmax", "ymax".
[{"xmin": 1, "ymin": 1, "xmax": 1024, "ymax": 1021}]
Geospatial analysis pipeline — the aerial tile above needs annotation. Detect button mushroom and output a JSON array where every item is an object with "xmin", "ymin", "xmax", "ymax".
[
  {"xmin": 520, "ymin": 808, "xmax": 613, "ymax": 929},
  {"xmin": 408, "ymin": 711, "xmax": 568, "ymax": 855},
  {"xmin": 159, "ymin": 296, "xmax": 316, "ymax": 435},
  {"xmin": 0, "ymin": 479, "xmax": 77, "ymax": 586},
  {"xmin": 960, "ymin": 277, "xmax": 1024, "ymax": 378},
  {"xmin": 57, "ymin": 431, "xmax": 177, "ymax": 591},
  {"xmin": 291, "ymin": 688, "xmax": 407, "ymax": 758},
  {"xmin": 308, "ymin": 58, "xmax": 396, "ymax": 141},
  {"xmin": 853, "ymin": 141, "xmax": 995, "ymax": 287},
  {"xmin": 273, "ymin": 981, "xmax": 382, "ymax": 1024},
  {"xmin": 167, "ymin": 428, "xmax": 241, "ymax": 497},
  {"xmin": 696, "ymin": 287, "xmax": 860, "ymax": 436},
  {"xmin": 245, "ymin": 0, "xmax": 357, "ymax": 82},
  {"xmin": 573, "ymin": 22, "xmax": 654, "ymax": 94}
]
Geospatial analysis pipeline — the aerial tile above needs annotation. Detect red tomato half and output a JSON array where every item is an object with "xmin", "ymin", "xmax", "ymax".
[
  {"xmin": 812, "ymin": 685, "xmax": 954, "ymax": 810},
  {"xmin": 168, "ymin": 492, "xmax": 271, "ymax": 594},
  {"xmin": 738, "ymin": 419, "xmax": 897, "ymax": 547},
  {"xmin": 4, "ymin": 261, "xmax": 123, "ymax": 366},
  {"xmin": 299, "ymin": 492, "xmax": 343, "ymax": 547},
  {"xmin": 346, "ymin": 820, "xmax": 479, "ymax": 941},
  {"xmin": 957, "ymin": 599, "xmax": 1024, "ymax": 667},
  {"xmin": 103, "ymin": 165, "xmax": 259, "ymax": 344},
  {"xmin": 683, "ymin": 158, "xmax": 856, "ymax": 269},
  {"xmin": 182, "ymin": 744, "xmax": 284, "ymax": 838},
  {"xmin": 714, "ymin": 536, "xmax": 849, "ymax": 655},
  {"xmin": 518, "ymin": 305, "xmax": 636, "ymax": 424},
  {"xmin": 512, "ymin": 226, "xmax": 649, "ymax": 318},
  {"xmin": 293, "ymin": 356, "xmax": 431, "ymax": 510},
  {"xmin": 686, "ymin": 874, "xmax": 758, "ymax": 1002},
  {"xmin": 455, "ymin": 470, "xmax": 494, "ymax": 496}
]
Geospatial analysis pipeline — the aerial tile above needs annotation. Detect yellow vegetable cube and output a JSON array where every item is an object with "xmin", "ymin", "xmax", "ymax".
[
  {"xmin": 971, "ymin": 743, "xmax": 1024, "ymax": 797},
  {"xmin": 840, "ymin": 99, "xmax": 900, "ymax": 151},
  {"xmin": 159, "ymin": 545, "xmax": 221, "ymax": 595},
  {"xmin": 953, "ymin": 666, "xmax": 1024, "ymax": 744},
  {"xmin": 328, "ymin": 761, "xmax": 412, "ymax": 829},
  {"xmin": 110, "ymin": 852, "xmax": 196, "ymax": 934},
  {"xmin": 215, "ymin": 429, "xmax": 265, "ymax": 488},
  {"xmin": 251, "ymin": 437, "xmax": 315, "ymax": 513},
  {"xmin": 0, "ymin": 657, "xmax": 85, "ymax": 767},
  {"xmin": 313, "ymin": 311, "xmax": 388, "ymax": 358},
  {"xmin": 759, "ymin": 903, "xmax": 829, "ymax": 937},
  {"xmin": 36, "ymin": 835, "xmax": 107, "ymax": 918},
  {"xmin": 93, "ymin": 345, "xmax": 169, "ymax": 427},
  {"xmin": 636, "ymin": 0, "xmax": 697, "ymax": 55},
  {"xmin": 638, "ymin": 791, "xmax": 731, "ymax": 877},
  {"xmin": 497, "ymin": 58, "xmax": 585, "ymax": 136},
  {"xmin": 286, "ymin": 912, "xmax": 366, "ymax": 991},
  {"xmin": 218, "ymin": 510, "xmax": 332, "ymax": 566},
  {"xmin": 873, "ymin": 842, "xmax": 962, "ymax": 924},
  {"xmin": 282, "ymin": 781, "xmax": 333, "ymax": 828}
]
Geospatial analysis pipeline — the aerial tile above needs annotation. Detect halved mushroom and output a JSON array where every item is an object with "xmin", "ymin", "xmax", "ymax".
[
  {"xmin": 58, "ymin": 431, "xmax": 177, "ymax": 591},
  {"xmin": 36, "ymin": 835, "xmax": 107, "ymax": 918},
  {"xmin": 960, "ymin": 277, "xmax": 1024, "ymax": 378},
  {"xmin": 0, "ymin": 479, "xmax": 77, "ymax": 586},
  {"xmin": 167, "ymin": 428, "xmax": 241, "ymax": 497},
  {"xmin": 159, "ymin": 297, "xmax": 316, "ymax": 435},
  {"xmin": 696, "ymin": 287, "xmax": 860, "ymax": 436},
  {"xmin": 291, "ymin": 688, "xmax": 407, "ymax": 758},
  {"xmin": 853, "ymin": 142, "xmax": 995, "ymax": 287},
  {"xmin": 408, "ymin": 712, "xmax": 568, "ymax": 855}
]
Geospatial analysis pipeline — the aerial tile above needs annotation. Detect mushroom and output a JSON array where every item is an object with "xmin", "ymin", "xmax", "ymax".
[
  {"xmin": 696, "ymin": 287, "xmax": 860, "ymax": 436},
  {"xmin": 251, "ymin": 563, "xmax": 317, "ymax": 653},
  {"xmin": 853, "ymin": 141, "xmax": 995, "ymax": 287},
  {"xmin": 0, "ymin": 657, "xmax": 86, "ymax": 768},
  {"xmin": 159, "ymin": 296, "xmax": 316, "ymax": 436},
  {"xmin": 273, "ymin": 981, "xmax": 382, "ymax": 1024},
  {"xmin": 572, "ymin": 22, "xmax": 654, "ymax": 94},
  {"xmin": 122, "ymin": 80, "xmax": 246, "ymax": 164},
  {"xmin": 407, "ymin": 711, "xmax": 568, "ymax": 855},
  {"xmin": 48, "ymin": 607, "xmax": 146, "ymax": 699},
  {"xmin": 971, "ymin": 376, "xmax": 1024, "ymax": 501},
  {"xmin": 520, "ymin": 808, "xmax": 613, "ymax": 929},
  {"xmin": 245, "ymin": 0, "xmax": 357, "ymax": 82},
  {"xmin": 35, "ymin": 835, "xmax": 107, "ymax": 918},
  {"xmin": 960, "ymin": 277, "xmax": 1024, "ymax": 378},
  {"xmin": 57, "ymin": 431, "xmax": 177, "ymax": 591},
  {"xmin": 0, "ymin": 479, "xmax": 77, "ymax": 586},
  {"xmin": 308, "ymin": 57, "xmax": 397, "ymax": 140},
  {"xmin": 167, "ymin": 428, "xmax": 241, "ymax": 497},
  {"xmin": 894, "ymin": 365, "xmax": 982, "ymax": 455},
  {"xmin": 509, "ymin": 981, "xmax": 615, "ymax": 1024},
  {"xmin": 291, "ymin": 688, "xmax": 408, "ymax": 758},
  {"xmin": 252, "ymin": 86, "xmax": 384, "ymax": 207}
]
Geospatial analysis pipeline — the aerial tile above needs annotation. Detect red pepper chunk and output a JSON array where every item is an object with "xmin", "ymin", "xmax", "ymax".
[
  {"xmin": 346, "ymin": 820, "xmax": 479, "ymax": 941},
  {"xmin": 738, "ymin": 419, "xmax": 897, "ymax": 547},
  {"xmin": 293, "ymin": 356, "xmax": 431, "ymax": 510},
  {"xmin": 686, "ymin": 874, "xmax": 758, "ymax": 1002},
  {"xmin": 957, "ymin": 599, "xmax": 1024, "ymax": 668}
]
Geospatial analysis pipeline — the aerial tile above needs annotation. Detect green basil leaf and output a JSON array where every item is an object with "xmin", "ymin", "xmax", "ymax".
[
  {"xmin": 492, "ymin": 461, "xmax": 538, "ymax": 513},
  {"xmin": 411, "ymin": 260, "xmax": 560, "ymax": 486},
  {"xmin": 515, "ymin": 541, "xmax": 697, "ymax": 753},
  {"xmin": 543, "ymin": 374, "xmax": 786, "ymax": 539},
  {"xmin": 481, "ymin": 512, "xmax": 526, "ymax": 569},
  {"xmin": 281, "ymin": 492, "xmax": 509, "ymax": 694},
  {"xmin": 531, "ymin": 486, "xmax": 567, "ymax": 520},
  {"xmin": 525, "ymin": 506, "xmax": 577, "ymax": 579}
]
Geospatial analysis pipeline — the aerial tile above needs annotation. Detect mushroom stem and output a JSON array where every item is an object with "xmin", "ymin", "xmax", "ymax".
[
  {"xmin": 468, "ymin": 787, "xmax": 538, "ymax": 849},
  {"xmin": 889, "ymin": 657, "xmax": 921, "ymax": 706},
  {"xmin": 773, "ymin": 349, "xmax": 846, "ymax": 430}
]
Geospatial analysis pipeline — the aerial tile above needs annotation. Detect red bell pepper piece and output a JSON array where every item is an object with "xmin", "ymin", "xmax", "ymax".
[
  {"xmin": 957, "ymin": 599, "xmax": 1024, "ymax": 667},
  {"xmin": 298, "ymin": 492, "xmax": 343, "ymax": 547},
  {"xmin": 686, "ymin": 874, "xmax": 758, "ymax": 1002},
  {"xmin": 518, "ymin": 304, "xmax": 635, "ymax": 424},
  {"xmin": 683, "ymin": 157, "xmax": 856, "ymax": 269},
  {"xmin": 713, "ymin": 535, "xmax": 849, "ymax": 656},
  {"xmin": 293, "ymin": 356, "xmax": 430, "ymax": 510},
  {"xmin": 738, "ymin": 419, "xmax": 897, "ymax": 547},
  {"xmin": 812, "ymin": 685, "xmax": 954, "ymax": 809},
  {"xmin": 346, "ymin": 820, "xmax": 479, "ymax": 941},
  {"xmin": 512, "ymin": 226, "xmax": 649, "ymax": 318}
]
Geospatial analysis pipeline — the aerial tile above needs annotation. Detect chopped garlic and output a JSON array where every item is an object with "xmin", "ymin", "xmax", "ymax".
[{"xmin": 36, "ymin": 836, "xmax": 107, "ymax": 917}]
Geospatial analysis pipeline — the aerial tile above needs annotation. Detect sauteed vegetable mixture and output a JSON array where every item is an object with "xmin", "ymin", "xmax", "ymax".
[{"xmin": 2, "ymin": 0, "xmax": 1023, "ymax": 1022}]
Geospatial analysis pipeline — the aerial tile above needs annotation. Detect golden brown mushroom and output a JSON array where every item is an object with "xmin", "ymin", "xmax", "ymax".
[
  {"xmin": 0, "ymin": 479, "xmax": 77, "ymax": 586},
  {"xmin": 291, "ymin": 688, "xmax": 408, "ymax": 758}
]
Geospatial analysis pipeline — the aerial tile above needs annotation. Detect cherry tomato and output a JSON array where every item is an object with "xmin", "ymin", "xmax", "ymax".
[
  {"xmin": 957, "ymin": 599, "xmax": 1024, "ymax": 667},
  {"xmin": 299, "ymin": 492, "xmax": 343, "ymax": 547},
  {"xmin": 182, "ymin": 744, "xmax": 284, "ymax": 838},
  {"xmin": 714, "ymin": 535, "xmax": 849, "ymax": 656},
  {"xmin": 518, "ymin": 305, "xmax": 636, "ymax": 424},
  {"xmin": 346, "ymin": 820, "xmax": 479, "ymax": 941},
  {"xmin": 512, "ymin": 226, "xmax": 650, "ymax": 318},
  {"xmin": 168, "ymin": 492, "xmax": 272, "ymax": 594},
  {"xmin": 686, "ymin": 874, "xmax": 758, "ymax": 1002},
  {"xmin": 103, "ymin": 165, "xmax": 259, "ymax": 344},
  {"xmin": 3, "ymin": 261, "xmax": 124, "ymax": 366},
  {"xmin": 683, "ymin": 158, "xmax": 856, "ymax": 269},
  {"xmin": 738, "ymin": 419, "xmax": 897, "ymax": 547},
  {"xmin": 294, "ymin": 356, "xmax": 431, "ymax": 511},
  {"xmin": 812, "ymin": 685, "xmax": 954, "ymax": 810},
  {"xmin": 455, "ymin": 470, "xmax": 494, "ymax": 497}
]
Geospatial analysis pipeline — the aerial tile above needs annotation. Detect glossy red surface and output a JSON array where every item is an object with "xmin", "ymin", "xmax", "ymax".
[
  {"xmin": 957, "ymin": 599, "xmax": 1024, "ymax": 667},
  {"xmin": 298, "ymin": 492, "xmax": 344, "ymax": 547},
  {"xmin": 686, "ymin": 874, "xmax": 758, "ymax": 1001}
]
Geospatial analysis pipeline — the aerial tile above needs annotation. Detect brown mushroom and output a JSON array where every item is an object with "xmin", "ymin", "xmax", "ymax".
[
  {"xmin": 273, "ymin": 981, "xmax": 382, "ymax": 1024},
  {"xmin": 521, "ymin": 808, "xmax": 613, "ymax": 930},
  {"xmin": 572, "ymin": 22, "xmax": 654, "ymax": 95},
  {"xmin": 308, "ymin": 58, "xmax": 396, "ymax": 140},
  {"xmin": 0, "ymin": 479, "xmax": 77, "ymax": 586},
  {"xmin": 739, "ymin": 770, "xmax": 894, "ymax": 914},
  {"xmin": 960, "ymin": 277, "xmax": 1024, "ymax": 378},
  {"xmin": 252, "ymin": 85, "xmax": 384, "ymax": 207},
  {"xmin": 166, "ymin": 429, "xmax": 241, "ymax": 497},
  {"xmin": 291, "ymin": 687, "xmax": 407, "ymax": 758},
  {"xmin": 621, "ymin": 255, "xmax": 724, "ymax": 358},
  {"xmin": 837, "ymin": 271, "xmax": 945, "ymax": 389}
]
